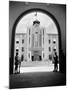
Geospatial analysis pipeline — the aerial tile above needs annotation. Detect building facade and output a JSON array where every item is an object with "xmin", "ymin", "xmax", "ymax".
[{"xmin": 14, "ymin": 20, "xmax": 59, "ymax": 65}]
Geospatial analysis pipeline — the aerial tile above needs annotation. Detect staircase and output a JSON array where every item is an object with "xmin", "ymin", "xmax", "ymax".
[
  {"xmin": 20, "ymin": 60, "xmax": 54, "ymax": 73},
  {"xmin": 21, "ymin": 60, "xmax": 53, "ymax": 67}
]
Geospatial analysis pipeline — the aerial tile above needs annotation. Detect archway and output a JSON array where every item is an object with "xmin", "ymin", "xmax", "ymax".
[{"xmin": 10, "ymin": 8, "xmax": 61, "ymax": 74}]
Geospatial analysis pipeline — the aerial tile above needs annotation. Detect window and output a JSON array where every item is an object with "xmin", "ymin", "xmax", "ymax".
[
  {"xmin": 28, "ymin": 53, "xmax": 30, "ymax": 58},
  {"xmin": 49, "ymin": 47, "xmax": 51, "ymax": 52},
  {"xmin": 16, "ymin": 41, "xmax": 19, "ymax": 44},
  {"xmin": 22, "ymin": 47, "xmax": 24, "ymax": 52},
  {"xmin": 16, "ymin": 49, "xmax": 19, "ymax": 52},
  {"xmin": 49, "ymin": 40, "xmax": 51, "ymax": 44},
  {"xmin": 53, "ymin": 47, "xmax": 56, "ymax": 51},
  {"xmin": 16, "ymin": 52, "xmax": 18, "ymax": 56},
  {"xmin": 49, "ymin": 54, "xmax": 52, "ymax": 60},
  {"xmin": 53, "ymin": 41, "xmax": 56, "ymax": 44},
  {"xmin": 53, "ymin": 49, "xmax": 56, "ymax": 51},
  {"xmin": 21, "ymin": 55, "xmax": 24, "ymax": 61},
  {"xmin": 22, "ymin": 39, "xmax": 24, "ymax": 44},
  {"xmin": 53, "ymin": 39, "xmax": 56, "ymax": 44}
]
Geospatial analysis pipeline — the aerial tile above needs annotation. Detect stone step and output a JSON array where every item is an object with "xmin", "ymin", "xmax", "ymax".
[
  {"xmin": 21, "ymin": 60, "xmax": 53, "ymax": 67},
  {"xmin": 20, "ymin": 66, "xmax": 54, "ymax": 73}
]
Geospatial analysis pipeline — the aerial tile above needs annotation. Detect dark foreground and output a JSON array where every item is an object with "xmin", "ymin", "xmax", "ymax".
[{"xmin": 9, "ymin": 72, "xmax": 66, "ymax": 89}]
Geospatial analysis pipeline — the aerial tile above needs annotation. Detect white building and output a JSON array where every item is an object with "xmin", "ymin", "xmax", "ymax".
[{"xmin": 14, "ymin": 20, "xmax": 58, "ymax": 63}]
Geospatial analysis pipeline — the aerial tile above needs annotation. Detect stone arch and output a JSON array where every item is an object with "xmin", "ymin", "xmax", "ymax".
[{"xmin": 10, "ymin": 8, "xmax": 61, "ymax": 74}]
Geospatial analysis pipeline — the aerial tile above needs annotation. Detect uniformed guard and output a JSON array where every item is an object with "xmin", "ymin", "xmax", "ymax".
[
  {"xmin": 15, "ymin": 53, "xmax": 18, "ymax": 74},
  {"xmin": 53, "ymin": 51, "xmax": 58, "ymax": 72}
]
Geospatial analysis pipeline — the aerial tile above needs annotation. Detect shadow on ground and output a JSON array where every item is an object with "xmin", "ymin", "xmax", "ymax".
[{"xmin": 9, "ymin": 72, "xmax": 66, "ymax": 89}]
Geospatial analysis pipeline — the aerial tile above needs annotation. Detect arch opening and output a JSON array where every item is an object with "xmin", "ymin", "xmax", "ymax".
[{"xmin": 10, "ymin": 9, "xmax": 61, "ymax": 74}]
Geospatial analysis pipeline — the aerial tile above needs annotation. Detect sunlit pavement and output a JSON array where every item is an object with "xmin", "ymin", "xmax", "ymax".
[
  {"xmin": 10, "ymin": 61, "xmax": 63, "ymax": 89},
  {"xmin": 10, "ymin": 72, "xmax": 66, "ymax": 89},
  {"xmin": 20, "ymin": 66, "xmax": 54, "ymax": 73},
  {"xmin": 20, "ymin": 61, "xmax": 59, "ymax": 72}
]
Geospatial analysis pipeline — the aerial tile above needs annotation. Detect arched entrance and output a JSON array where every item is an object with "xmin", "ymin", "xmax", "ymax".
[{"xmin": 10, "ymin": 8, "xmax": 61, "ymax": 74}]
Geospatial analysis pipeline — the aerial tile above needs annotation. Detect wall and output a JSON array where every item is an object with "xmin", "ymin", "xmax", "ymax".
[{"xmin": 15, "ymin": 34, "xmax": 27, "ymax": 61}]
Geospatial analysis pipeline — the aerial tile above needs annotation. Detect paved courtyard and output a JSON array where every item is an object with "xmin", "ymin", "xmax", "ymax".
[
  {"xmin": 9, "ymin": 72, "xmax": 66, "ymax": 89},
  {"xmin": 20, "ymin": 61, "xmax": 59, "ymax": 72}
]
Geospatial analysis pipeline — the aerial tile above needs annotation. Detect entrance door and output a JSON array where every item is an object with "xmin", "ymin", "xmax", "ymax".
[
  {"xmin": 34, "ymin": 54, "xmax": 39, "ymax": 61},
  {"xmin": 32, "ymin": 51, "xmax": 42, "ymax": 61}
]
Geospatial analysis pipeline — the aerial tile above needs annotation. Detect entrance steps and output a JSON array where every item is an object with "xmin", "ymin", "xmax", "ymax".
[
  {"xmin": 21, "ymin": 60, "xmax": 53, "ymax": 67},
  {"xmin": 20, "ymin": 60, "xmax": 54, "ymax": 73}
]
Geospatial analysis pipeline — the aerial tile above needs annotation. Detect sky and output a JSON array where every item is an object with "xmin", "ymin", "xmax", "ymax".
[{"xmin": 16, "ymin": 11, "xmax": 58, "ymax": 34}]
